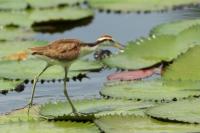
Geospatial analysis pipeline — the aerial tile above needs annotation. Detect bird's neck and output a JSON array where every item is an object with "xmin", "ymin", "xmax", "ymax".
[
  {"xmin": 81, "ymin": 41, "xmax": 101, "ymax": 47},
  {"xmin": 79, "ymin": 41, "xmax": 100, "ymax": 58}
]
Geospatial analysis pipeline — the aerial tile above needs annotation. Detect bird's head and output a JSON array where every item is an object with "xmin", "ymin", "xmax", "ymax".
[{"xmin": 96, "ymin": 34, "xmax": 124, "ymax": 50}]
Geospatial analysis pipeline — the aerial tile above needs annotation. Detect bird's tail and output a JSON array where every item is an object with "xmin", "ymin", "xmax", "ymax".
[{"xmin": 1, "ymin": 50, "xmax": 30, "ymax": 61}]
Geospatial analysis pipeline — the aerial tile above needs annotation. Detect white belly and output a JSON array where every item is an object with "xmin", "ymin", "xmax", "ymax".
[{"xmin": 34, "ymin": 55, "xmax": 75, "ymax": 67}]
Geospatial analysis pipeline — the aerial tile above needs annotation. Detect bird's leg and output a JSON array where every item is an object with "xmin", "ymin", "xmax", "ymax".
[
  {"xmin": 27, "ymin": 64, "xmax": 50, "ymax": 115},
  {"xmin": 64, "ymin": 67, "xmax": 78, "ymax": 114}
]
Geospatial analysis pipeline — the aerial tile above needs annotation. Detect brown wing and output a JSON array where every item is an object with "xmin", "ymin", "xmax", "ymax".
[{"xmin": 30, "ymin": 39, "xmax": 81, "ymax": 60}]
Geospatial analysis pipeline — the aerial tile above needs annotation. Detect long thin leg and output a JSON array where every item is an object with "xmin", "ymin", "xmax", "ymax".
[
  {"xmin": 28, "ymin": 64, "xmax": 50, "ymax": 115},
  {"xmin": 64, "ymin": 67, "xmax": 77, "ymax": 114}
]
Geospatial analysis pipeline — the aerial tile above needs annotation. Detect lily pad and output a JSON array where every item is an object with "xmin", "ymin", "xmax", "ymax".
[
  {"xmin": 39, "ymin": 99, "xmax": 154, "ymax": 120},
  {"xmin": 0, "ymin": 11, "xmax": 31, "ymax": 28},
  {"xmin": 95, "ymin": 115, "xmax": 200, "ymax": 133},
  {"xmin": 0, "ymin": 28, "xmax": 34, "ymax": 41},
  {"xmin": 0, "ymin": 40, "xmax": 47, "ymax": 58},
  {"xmin": 0, "ymin": 7, "xmax": 94, "ymax": 28},
  {"xmin": 163, "ymin": 45, "xmax": 200, "ymax": 81},
  {"xmin": 100, "ymin": 80, "xmax": 200, "ymax": 102},
  {"xmin": 0, "ymin": 0, "xmax": 27, "ymax": 10},
  {"xmin": 29, "ymin": 7, "xmax": 93, "ymax": 24},
  {"xmin": 103, "ymin": 25, "xmax": 200, "ymax": 70},
  {"xmin": 107, "ymin": 67, "xmax": 161, "ymax": 81},
  {"xmin": 0, "ymin": 80, "xmax": 23, "ymax": 94},
  {"xmin": 0, "ymin": 106, "xmax": 99, "ymax": 133},
  {"xmin": 27, "ymin": 0, "xmax": 84, "ymax": 8},
  {"xmin": 88, "ymin": 0, "xmax": 200, "ymax": 12},
  {"xmin": 150, "ymin": 19, "xmax": 200, "ymax": 36},
  {"xmin": 147, "ymin": 98, "xmax": 200, "ymax": 124},
  {"xmin": 0, "ymin": 59, "xmax": 103, "ymax": 80}
]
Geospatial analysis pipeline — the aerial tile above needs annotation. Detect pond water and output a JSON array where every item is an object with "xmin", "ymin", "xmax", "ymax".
[{"xmin": 0, "ymin": 7, "xmax": 200, "ymax": 114}]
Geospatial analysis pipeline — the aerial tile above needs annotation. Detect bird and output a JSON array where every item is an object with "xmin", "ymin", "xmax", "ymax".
[{"xmin": 27, "ymin": 34, "xmax": 124, "ymax": 115}]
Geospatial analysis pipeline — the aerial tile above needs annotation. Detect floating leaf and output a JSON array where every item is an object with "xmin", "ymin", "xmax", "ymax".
[
  {"xmin": 0, "ymin": 59, "xmax": 103, "ymax": 80},
  {"xmin": 27, "ymin": 0, "xmax": 84, "ymax": 8},
  {"xmin": 147, "ymin": 98, "xmax": 200, "ymax": 124},
  {"xmin": 107, "ymin": 67, "xmax": 161, "ymax": 81},
  {"xmin": 103, "ymin": 25, "xmax": 200, "ymax": 70},
  {"xmin": 39, "ymin": 99, "xmax": 154, "ymax": 120},
  {"xmin": 88, "ymin": 0, "xmax": 200, "ymax": 12},
  {"xmin": 0, "ymin": 11, "xmax": 31, "ymax": 27},
  {"xmin": 0, "ymin": 7, "xmax": 94, "ymax": 28},
  {"xmin": 0, "ymin": 106, "xmax": 100, "ymax": 133},
  {"xmin": 0, "ymin": 40, "xmax": 47, "ymax": 58},
  {"xmin": 0, "ymin": 106, "xmax": 39, "ymax": 123},
  {"xmin": 0, "ymin": 28, "xmax": 34, "ymax": 41},
  {"xmin": 0, "ymin": 121, "xmax": 99, "ymax": 133},
  {"xmin": 95, "ymin": 115, "xmax": 200, "ymax": 133},
  {"xmin": 0, "ymin": 0, "xmax": 27, "ymax": 10},
  {"xmin": 0, "ymin": 80, "xmax": 23, "ymax": 94},
  {"xmin": 151, "ymin": 19, "xmax": 200, "ymax": 36},
  {"xmin": 163, "ymin": 45, "xmax": 200, "ymax": 81},
  {"xmin": 29, "ymin": 7, "xmax": 93, "ymax": 24},
  {"xmin": 101, "ymin": 80, "xmax": 200, "ymax": 102}
]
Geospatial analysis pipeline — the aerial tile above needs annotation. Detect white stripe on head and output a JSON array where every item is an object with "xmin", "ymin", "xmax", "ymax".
[{"xmin": 97, "ymin": 35, "xmax": 113, "ymax": 42}]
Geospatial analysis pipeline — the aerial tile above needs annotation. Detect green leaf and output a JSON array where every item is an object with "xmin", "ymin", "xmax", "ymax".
[
  {"xmin": 26, "ymin": 0, "xmax": 84, "ymax": 8},
  {"xmin": 101, "ymin": 80, "xmax": 200, "ymax": 102},
  {"xmin": 150, "ymin": 19, "xmax": 200, "ymax": 36},
  {"xmin": 0, "ymin": 0, "xmax": 27, "ymax": 10},
  {"xmin": 103, "ymin": 35, "xmax": 175, "ymax": 69},
  {"xmin": 0, "ymin": 106, "xmax": 39, "ymax": 123},
  {"xmin": 103, "ymin": 25, "xmax": 200, "ymax": 69},
  {"xmin": 0, "ymin": 106, "xmax": 100, "ymax": 133},
  {"xmin": 0, "ymin": 59, "xmax": 103, "ymax": 80},
  {"xmin": 147, "ymin": 98, "xmax": 200, "ymax": 124},
  {"xmin": 0, "ymin": 11, "xmax": 31, "ymax": 28},
  {"xmin": 0, "ymin": 40, "xmax": 47, "ymax": 58},
  {"xmin": 29, "ymin": 7, "xmax": 94, "ymax": 24},
  {"xmin": 0, "ymin": 79, "xmax": 22, "ymax": 94},
  {"xmin": 39, "ymin": 99, "xmax": 154, "ymax": 120},
  {"xmin": 0, "ymin": 28, "xmax": 34, "ymax": 41},
  {"xmin": 95, "ymin": 115, "xmax": 200, "ymax": 133},
  {"xmin": 163, "ymin": 45, "xmax": 200, "ymax": 81},
  {"xmin": 88, "ymin": 0, "xmax": 200, "ymax": 12},
  {"xmin": 0, "ymin": 121, "xmax": 99, "ymax": 133},
  {"xmin": 0, "ymin": 7, "xmax": 93, "ymax": 28}
]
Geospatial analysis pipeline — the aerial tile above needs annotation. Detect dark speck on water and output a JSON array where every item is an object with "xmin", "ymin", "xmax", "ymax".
[{"xmin": 0, "ymin": 8, "xmax": 200, "ymax": 113}]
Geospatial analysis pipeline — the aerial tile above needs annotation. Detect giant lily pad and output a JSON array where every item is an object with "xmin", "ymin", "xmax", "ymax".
[
  {"xmin": 27, "ymin": 0, "xmax": 84, "ymax": 8},
  {"xmin": 0, "ymin": 41, "xmax": 47, "ymax": 58},
  {"xmin": 0, "ymin": 80, "xmax": 23, "ymax": 94},
  {"xmin": 147, "ymin": 98, "xmax": 200, "ymax": 124},
  {"xmin": 0, "ymin": 106, "xmax": 99, "ymax": 133},
  {"xmin": 163, "ymin": 45, "xmax": 200, "ymax": 81},
  {"xmin": 39, "ymin": 99, "xmax": 154, "ymax": 120},
  {"xmin": 150, "ymin": 19, "xmax": 200, "ymax": 36},
  {"xmin": 0, "ymin": 0, "xmax": 27, "ymax": 10},
  {"xmin": 0, "ymin": 28, "xmax": 34, "ymax": 41},
  {"xmin": 95, "ymin": 115, "xmax": 200, "ymax": 133},
  {"xmin": 0, "ymin": 11, "xmax": 31, "ymax": 28},
  {"xmin": 0, "ymin": 59, "xmax": 103, "ymax": 80},
  {"xmin": 0, "ymin": 7, "xmax": 93, "ymax": 28},
  {"xmin": 101, "ymin": 80, "xmax": 200, "ymax": 102},
  {"xmin": 88, "ymin": 0, "xmax": 200, "ymax": 12},
  {"xmin": 103, "ymin": 25, "xmax": 200, "ymax": 70}
]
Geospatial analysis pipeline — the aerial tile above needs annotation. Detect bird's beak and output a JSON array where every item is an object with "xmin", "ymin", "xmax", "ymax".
[{"xmin": 113, "ymin": 41, "xmax": 125, "ymax": 50}]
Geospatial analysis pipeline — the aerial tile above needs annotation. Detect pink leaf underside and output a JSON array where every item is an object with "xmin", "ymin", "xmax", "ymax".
[{"xmin": 107, "ymin": 68, "xmax": 161, "ymax": 81}]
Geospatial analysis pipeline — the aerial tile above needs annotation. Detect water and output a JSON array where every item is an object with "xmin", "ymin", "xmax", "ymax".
[{"xmin": 0, "ymin": 8, "xmax": 200, "ymax": 114}]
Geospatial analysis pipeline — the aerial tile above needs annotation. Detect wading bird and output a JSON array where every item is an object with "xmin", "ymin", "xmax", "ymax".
[{"xmin": 27, "ymin": 35, "xmax": 124, "ymax": 115}]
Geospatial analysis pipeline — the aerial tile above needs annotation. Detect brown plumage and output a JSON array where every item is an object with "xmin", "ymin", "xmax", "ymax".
[{"xmin": 30, "ymin": 39, "xmax": 81, "ymax": 61}]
